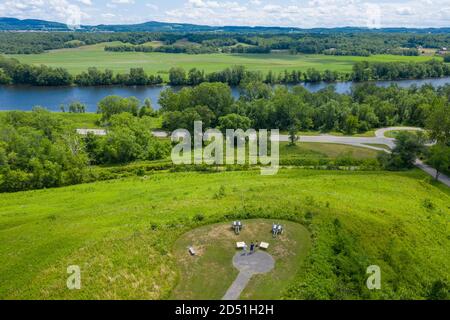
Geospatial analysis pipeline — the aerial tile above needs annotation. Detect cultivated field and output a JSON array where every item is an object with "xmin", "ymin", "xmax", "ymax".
[
  {"xmin": 0, "ymin": 169, "xmax": 448, "ymax": 299},
  {"xmin": 7, "ymin": 42, "xmax": 438, "ymax": 77}
]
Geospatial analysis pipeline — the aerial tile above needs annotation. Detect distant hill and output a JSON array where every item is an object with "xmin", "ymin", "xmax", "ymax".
[
  {"xmin": 0, "ymin": 18, "xmax": 71, "ymax": 31},
  {"xmin": 0, "ymin": 17, "xmax": 449, "ymax": 33}
]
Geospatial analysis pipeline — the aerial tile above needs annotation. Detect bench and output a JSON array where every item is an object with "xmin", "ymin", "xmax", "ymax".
[
  {"xmin": 259, "ymin": 242, "xmax": 269, "ymax": 250},
  {"xmin": 236, "ymin": 242, "xmax": 246, "ymax": 249}
]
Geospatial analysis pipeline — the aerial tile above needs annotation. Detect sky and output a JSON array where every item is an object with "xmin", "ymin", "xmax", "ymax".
[{"xmin": 0, "ymin": 0, "xmax": 449, "ymax": 28}]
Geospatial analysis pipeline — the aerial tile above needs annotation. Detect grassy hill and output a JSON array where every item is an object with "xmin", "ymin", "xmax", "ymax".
[
  {"xmin": 7, "ymin": 42, "xmax": 437, "ymax": 77},
  {"xmin": 0, "ymin": 169, "xmax": 448, "ymax": 299}
]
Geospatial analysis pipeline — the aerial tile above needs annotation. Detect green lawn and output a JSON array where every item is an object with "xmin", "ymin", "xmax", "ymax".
[
  {"xmin": 0, "ymin": 111, "xmax": 163, "ymax": 130},
  {"xmin": 56, "ymin": 112, "xmax": 101, "ymax": 129},
  {"xmin": 171, "ymin": 219, "xmax": 311, "ymax": 300},
  {"xmin": 384, "ymin": 130, "xmax": 421, "ymax": 138},
  {"xmin": 6, "ymin": 42, "xmax": 438, "ymax": 77},
  {"xmin": 0, "ymin": 169, "xmax": 448, "ymax": 299},
  {"xmin": 280, "ymin": 142, "xmax": 379, "ymax": 160}
]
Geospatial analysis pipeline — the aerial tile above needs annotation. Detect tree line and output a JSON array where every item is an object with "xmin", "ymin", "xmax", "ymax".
[
  {"xmin": 1, "ymin": 54, "xmax": 449, "ymax": 87},
  {"xmin": 1, "ymin": 31, "xmax": 449, "ymax": 57},
  {"xmin": 352, "ymin": 60, "xmax": 450, "ymax": 81},
  {"xmin": 0, "ymin": 56, "xmax": 163, "ymax": 86},
  {"xmin": 159, "ymin": 81, "xmax": 450, "ymax": 135}
]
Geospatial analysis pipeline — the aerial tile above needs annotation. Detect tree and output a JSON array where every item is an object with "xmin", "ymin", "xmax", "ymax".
[
  {"xmin": 426, "ymin": 99, "xmax": 450, "ymax": 145},
  {"xmin": 305, "ymin": 68, "xmax": 322, "ymax": 82},
  {"xmin": 162, "ymin": 109, "xmax": 202, "ymax": 133},
  {"xmin": 187, "ymin": 68, "xmax": 204, "ymax": 86},
  {"xmin": 288, "ymin": 120, "xmax": 300, "ymax": 146},
  {"xmin": 169, "ymin": 67, "xmax": 186, "ymax": 86},
  {"xmin": 344, "ymin": 115, "xmax": 359, "ymax": 135},
  {"xmin": 379, "ymin": 132, "xmax": 425, "ymax": 170},
  {"xmin": 239, "ymin": 81, "xmax": 272, "ymax": 101},
  {"xmin": 139, "ymin": 98, "xmax": 154, "ymax": 117},
  {"xmin": 427, "ymin": 144, "xmax": 450, "ymax": 180},
  {"xmin": 444, "ymin": 54, "xmax": 450, "ymax": 63},
  {"xmin": 218, "ymin": 114, "xmax": 252, "ymax": 132},
  {"xmin": 128, "ymin": 68, "xmax": 148, "ymax": 86},
  {"xmin": 0, "ymin": 69, "xmax": 11, "ymax": 84},
  {"xmin": 69, "ymin": 101, "xmax": 86, "ymax": 113},
  {"xmin": 190, "ymin": 82, "xmax": 234, "ymax": 118},
  {"xmin": 97, "ymin": 96, "xmax": 140, "ymax": 122},
  {"xmin": 99, "ymin": 113, "xmax": 170, "ymax": 164}
]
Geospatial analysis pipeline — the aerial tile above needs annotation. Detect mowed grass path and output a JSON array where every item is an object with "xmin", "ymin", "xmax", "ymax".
[
  {"xmin": 7, "ymin": 42, "xmax": 438, "ymax": 77},
  {"xmin": 0, "ymin": 169, "xmax": 448, "ymax": 299}
]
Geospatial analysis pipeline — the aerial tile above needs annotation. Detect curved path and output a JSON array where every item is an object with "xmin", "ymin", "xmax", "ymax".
[
  {"xmin": 222, "ymin": 252, "xmax": 275, "ymax": 300},
  {"xmin": 279, "ymin": 127, "xmax": 426, "ymax": 152}
]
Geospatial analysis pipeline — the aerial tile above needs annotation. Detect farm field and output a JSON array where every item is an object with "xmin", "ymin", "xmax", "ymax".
[
  {"xmin": 0, "ymin": 169, "xmax": 448, "ymax": 299},
  {"xmin": 6, "ymin": 42, "xmax": 439, "ymax": 77}
]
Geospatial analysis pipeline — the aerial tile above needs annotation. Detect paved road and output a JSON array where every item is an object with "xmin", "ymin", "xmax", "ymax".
[
  {"xmin": 279, "ymin": 127, "xmax": 430, "ymax": 151},
  {"xmin": 77, "ymin": 126, "xmax": 449, "ymax": 187},
  {"xmin": 415, "ymin": 159, "xmax": 450, "ymax": 187},
  {"xmin": 279, "ymin": 133, "xmax": 395, "ymax": 151},
  {"xmin": 283, "ymin": 126, "xmax": 449, "ymax": 187}
]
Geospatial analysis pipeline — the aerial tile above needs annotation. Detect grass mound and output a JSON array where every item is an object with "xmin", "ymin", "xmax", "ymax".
[{"xmin": 171, "ymin": 219, "xmax": 311, "ymax": 300}]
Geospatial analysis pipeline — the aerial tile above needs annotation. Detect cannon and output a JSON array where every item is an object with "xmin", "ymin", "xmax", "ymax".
[
  {"xmin": 272, "ymin": 223, "xmax": 283, "ymax": 238},
  {"xmin": 232, "ymin": 221, "xmax": 243, "ymax": 235}
]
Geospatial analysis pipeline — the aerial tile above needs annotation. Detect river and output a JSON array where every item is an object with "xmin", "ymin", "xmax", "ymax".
[{"xmin": 1, "ymin": 77, "xmax": 450, "ymax": 112}]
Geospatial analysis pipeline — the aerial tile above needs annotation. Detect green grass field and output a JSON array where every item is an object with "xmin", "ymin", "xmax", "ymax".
[
  {"xmin": 6, "ymin": 42, "xmax": 439, "ymax": 77},
  {"xmin": 0, "ymin": 169, "xmax": 448, "ymax": 299}
]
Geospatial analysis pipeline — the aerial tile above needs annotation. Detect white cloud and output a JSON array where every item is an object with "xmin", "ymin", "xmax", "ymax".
[
  {"xmin": 0, "ymin": 0, "xmax": 90, "ymax": 26},
  {"xmin": 0, "ymin": 0, "xmax": 449, "ymax": 28},
  {"xmin": 77, "ymin": 0, "xmax": 92, "ymax": 5},
  {"xmin": 162, "ymin": 0, "xmax": 450, "ymax": 28},
  {"xmin": 146, "ymin": 3, "xmax": 159, "ymax": 11},
  {"xmin": 396, "ymin": 7, "xmax": 415, "ymax": 16},
  {"xmin": 111, "ymin": 0, "xmax": 135, "ymax": 4}
]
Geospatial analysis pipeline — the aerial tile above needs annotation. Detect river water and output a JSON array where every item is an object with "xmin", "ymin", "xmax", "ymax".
[{"xmin": 1, "ymin": 77, "xmax": 450, "ymax": 112}]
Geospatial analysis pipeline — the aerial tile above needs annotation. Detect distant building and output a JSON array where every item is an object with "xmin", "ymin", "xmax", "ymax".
[{"xmin": 437, "ymin": 47, "xmax": 448, "ymax": 55}]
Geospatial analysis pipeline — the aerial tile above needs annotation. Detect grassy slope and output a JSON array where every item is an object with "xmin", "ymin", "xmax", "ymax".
[
  {"xmin": 0, "ymin": 169, "xmax": 448, "ymax": 299},
  {"xmin": 7, "ymin": 42, "xmax": 438, "ymax": 77}
]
